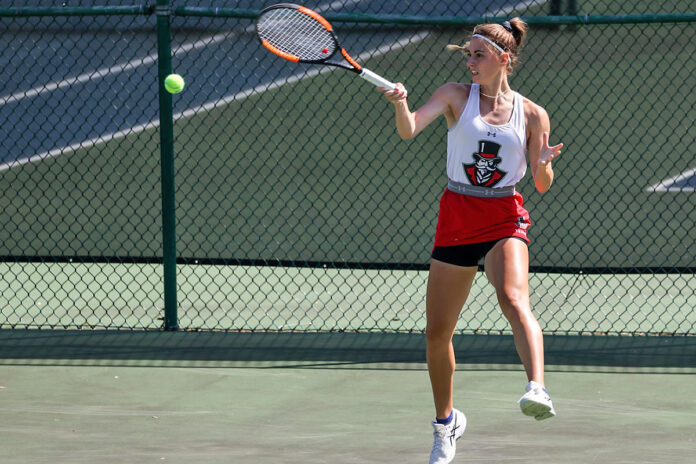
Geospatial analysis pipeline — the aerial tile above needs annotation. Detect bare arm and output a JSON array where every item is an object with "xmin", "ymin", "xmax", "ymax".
[
  {"xmin": 527, "ymin": 103, "xmax": 563, "ymax": 193},
  {"xmin": 380, "ymin": 83, "xmax": 461, "ymax": 140}
]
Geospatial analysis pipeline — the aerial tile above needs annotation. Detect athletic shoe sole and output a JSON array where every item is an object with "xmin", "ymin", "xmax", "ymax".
[
  {"xmin": 534, "ymin": 410, "xmax": 556, "ymax": 421},
  {"xmin": 519, "ymin": 398, "xmax": 556, "ymax": 420}
]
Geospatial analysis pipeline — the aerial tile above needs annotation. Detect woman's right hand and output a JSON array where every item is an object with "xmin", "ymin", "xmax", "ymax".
[{"xmin": 379, "ymin": 83, "xmax": 408, "ymax": 103}]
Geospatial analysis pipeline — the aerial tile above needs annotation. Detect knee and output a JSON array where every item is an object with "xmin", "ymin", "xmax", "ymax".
[
  {"xmin": 425, "ymin": 321, "xmax": 454, "ymax": 347},
  {"xmin": 497, "ymin": 289, "xmax": 530, "ymax": 324}
]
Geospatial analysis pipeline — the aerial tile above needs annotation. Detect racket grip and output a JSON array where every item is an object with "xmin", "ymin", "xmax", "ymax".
[{"xmin": 360, "ymin": 68, "xmax": 407, "ymax": 96}]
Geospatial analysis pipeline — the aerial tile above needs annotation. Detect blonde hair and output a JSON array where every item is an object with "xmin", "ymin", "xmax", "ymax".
[{"xmin": 447, "ymin": 18, "xmax": 528, "ymax": 74}]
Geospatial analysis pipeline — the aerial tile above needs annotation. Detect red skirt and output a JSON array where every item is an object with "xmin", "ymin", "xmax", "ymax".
[{"xmin": 433, "ymin": 188, "xmax": 532, "ymax": 248}]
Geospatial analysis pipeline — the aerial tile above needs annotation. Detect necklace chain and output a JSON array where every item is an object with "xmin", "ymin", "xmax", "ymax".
[{"xmin": 480, "ymin": 89, "xmax": 512, "ymax": 99}]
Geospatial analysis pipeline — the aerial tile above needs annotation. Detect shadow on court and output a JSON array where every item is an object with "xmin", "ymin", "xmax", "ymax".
[
  {"xmin": 1, "ymin": 329, "xmax": 695, "ymax": 369},
  {"xmin": 1, "ymin": 330, "xmax": 695, "ymax": 464}
]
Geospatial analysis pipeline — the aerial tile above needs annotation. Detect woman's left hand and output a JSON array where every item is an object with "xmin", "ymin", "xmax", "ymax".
[{"xmin": 539, "ymin": 132, "xmax": 563, "ymax": 165}]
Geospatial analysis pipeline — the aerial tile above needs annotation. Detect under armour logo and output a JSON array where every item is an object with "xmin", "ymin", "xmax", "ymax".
[{"xmin": 487, "ymin": 131, "xmax": 496, "ymax": 137}]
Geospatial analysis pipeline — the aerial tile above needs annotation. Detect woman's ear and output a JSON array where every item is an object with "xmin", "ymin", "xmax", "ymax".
[{"xmin": 501, "ymin": 52, "xmax": 511, "ymax": 67}]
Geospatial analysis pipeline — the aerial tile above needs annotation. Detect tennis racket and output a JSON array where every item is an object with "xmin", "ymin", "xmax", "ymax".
[{"xmin": 256, "ymin": 3, "xmax": 404, "ymax": 94}]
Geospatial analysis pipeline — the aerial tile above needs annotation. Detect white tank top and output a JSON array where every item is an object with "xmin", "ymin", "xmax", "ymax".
[{"xmin": 447, "ymin": 84, "xmax": 527, "ymax": 188}]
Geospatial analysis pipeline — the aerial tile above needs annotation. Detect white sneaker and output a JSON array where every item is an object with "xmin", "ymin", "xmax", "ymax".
[
  {"xmin": 518, "ymin": 381, "xmax": 556, "ymax": 420},
  {"xmin": 429, "ymin": 408, "xmax": 466, "ymax": 464}
]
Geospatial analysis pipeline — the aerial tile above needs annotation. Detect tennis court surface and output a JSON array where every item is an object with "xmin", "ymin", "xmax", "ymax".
[{"xmin": 1, "ymin": 330, "xmax": 695, "ymax": 463}]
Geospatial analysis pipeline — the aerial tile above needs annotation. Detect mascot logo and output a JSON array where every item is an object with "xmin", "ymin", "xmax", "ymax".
[{"xmin": 463, "ymin": 140, "xmax": 507, "ymax": 187}]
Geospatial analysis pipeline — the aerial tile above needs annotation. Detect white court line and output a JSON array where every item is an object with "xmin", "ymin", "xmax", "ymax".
[
  {"xmin": 0, "ymin": 37, "xmax": 219, "ymax": 106},
  {"xmin": 646, "ymin": 167, "xmax": 696, "ymax": 192},
  {"xmin": 0, "ymin": 0, "xmax": 365, "ymax": 107},
  {"xmin": 0, "ymin": 32, "xmax": 430, "ymax": 172}
]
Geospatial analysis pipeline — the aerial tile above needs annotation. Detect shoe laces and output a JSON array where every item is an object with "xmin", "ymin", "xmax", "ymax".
[
  {"xmin": 432, "ymin": 423, "xmax": 447, "ymax": 439},
  {"xmin": 432, "ymin": 422, "xmax": 458, "ymax": 446}
]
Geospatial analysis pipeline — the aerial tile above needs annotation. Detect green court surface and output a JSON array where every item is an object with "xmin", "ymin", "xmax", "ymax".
[
  {"xmin": 2, "ymin": 262, "xmax": 695, "ymax": 334},
  {"xmin": 1, "ymin": 330, "xmax": 695, "ymax": 464}
]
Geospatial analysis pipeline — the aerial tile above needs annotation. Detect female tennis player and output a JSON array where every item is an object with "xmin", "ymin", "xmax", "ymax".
[{"xmin": 380, "ymin": 18, "xmax": 563, "ymax": 464}]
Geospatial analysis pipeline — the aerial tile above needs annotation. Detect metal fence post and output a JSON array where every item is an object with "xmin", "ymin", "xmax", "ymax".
[{"xmin": 156, "ymin": 0, "xmax": 178, "ymax": 330}]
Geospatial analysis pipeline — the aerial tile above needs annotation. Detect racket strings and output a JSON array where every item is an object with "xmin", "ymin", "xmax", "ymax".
[{"xmin": 257, "ymin": 8, "xmax": 336, "ymax": 61}]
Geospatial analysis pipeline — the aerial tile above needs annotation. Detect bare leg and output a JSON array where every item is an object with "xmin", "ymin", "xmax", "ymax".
[
  {"xmin": 484, "ymin": 238, "xmax": 545, "ymax": 385},
  {"xmin": 426, "ymin": 259, "xmax": 478, "ymax": 418}
]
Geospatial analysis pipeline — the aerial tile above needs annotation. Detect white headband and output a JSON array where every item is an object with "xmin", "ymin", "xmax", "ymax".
[{"xmin": 472, "ymin": 34, "xmax": 506, "ymax": 54}]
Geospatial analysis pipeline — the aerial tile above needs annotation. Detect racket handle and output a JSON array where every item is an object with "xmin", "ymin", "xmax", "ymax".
[{"xmin": 360, "ymin": 68, "xmax": 407, "ymax": 96}]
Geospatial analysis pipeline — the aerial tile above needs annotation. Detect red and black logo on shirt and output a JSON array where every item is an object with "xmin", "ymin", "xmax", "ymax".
[{"xmin": 463, "ymin": 140, "xmax": 507, "ymax": 187}]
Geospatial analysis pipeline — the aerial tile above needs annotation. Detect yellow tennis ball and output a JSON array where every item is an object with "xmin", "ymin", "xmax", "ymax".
[{"xmin": 164, "ymin": 74, "xmax": 185, "ymax": 94}]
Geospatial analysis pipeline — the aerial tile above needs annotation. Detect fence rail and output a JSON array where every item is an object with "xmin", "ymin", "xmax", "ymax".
[{"xmin": 3, "ymin": 6, "xmax": 696, "ymax": 24}]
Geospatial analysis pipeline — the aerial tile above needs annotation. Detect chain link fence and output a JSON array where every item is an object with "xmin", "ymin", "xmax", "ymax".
[{"xmin": 1, "ymin": 1, "xmax": 694, "ymax": 336}]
